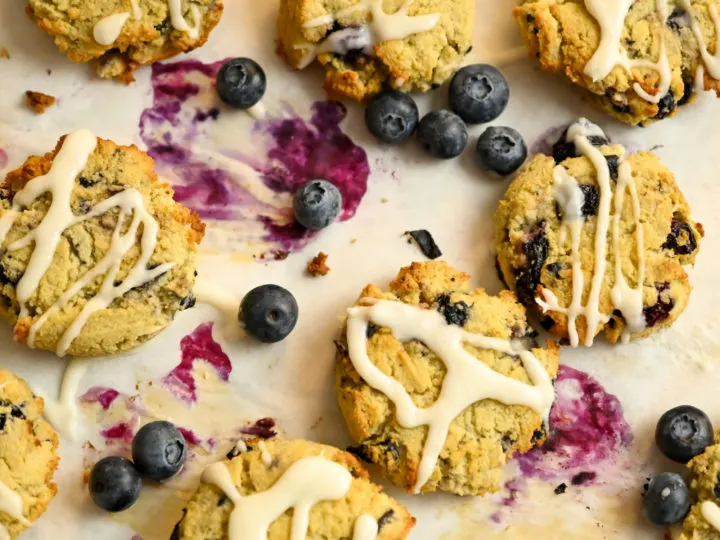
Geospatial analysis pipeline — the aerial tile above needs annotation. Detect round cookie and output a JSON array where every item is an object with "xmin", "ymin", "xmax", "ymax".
[
  {"xmin": 0, "ymin": 130, "xmax": 205, "ymax": 358},
  {"xmin": 277, "ymin": 0, "xmax": 474, "ymax": 102},
  {"xmin": 495, "ymin": 120, "xmax": 702, "ymax": 347},
  {"xmin": 172, "ymin": 439, "xmax": 415, "ymax": 539},
  {"xmin": 514, "ymin": 0, "xmax": 720, "ymax": 125},
  {"xmin": 26, "ymin": 0, "xmax": 224, "ymax": 83},
  {"xmin": 335, "ymin": 260, "xmax": 559, "ymax": 496},
  {"xmin": 0, "ymin": 369, "xmax": 59, "ymax": 539},
  {"xmin": 681, "ymin": 434, "xmax": 720, "ymax": 539}
]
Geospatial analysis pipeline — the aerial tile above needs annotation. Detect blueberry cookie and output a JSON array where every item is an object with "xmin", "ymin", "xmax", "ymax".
[
  {"xmin": 682, "ymin": 436, "xmax": 720, "ymax": 539},
  {"xmin": 277, "ymin": 0, "xmax": 474, "ymax": 102},
  {"xmin": 26, "ymin": 0, "xmax": 224, "ymax": 83},
  {"xmin": 335, "ymin": 260, "xmax": 559, "ymax": 496},
  {"xmin": 0, "ymin": 369, "xmax": 59, "ymax": 539},
  {"xmin": 172, "ymin": 439, "xmax": 415, "ymax": 539},
  {"xmin": 495, "ymin": 120, "xmax": 702, "ymax": 347},
  {"xmin": 0, "ymin": 129, "xmax": 205, "ymax": 358},
  {"xmin": 514, "ymin": 0, "xmax": 720, "ymax": 125}
]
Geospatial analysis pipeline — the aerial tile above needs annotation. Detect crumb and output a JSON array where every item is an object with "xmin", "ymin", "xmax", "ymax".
[
  {"xmin": 307, "ymin": 252, "xmax": 330, "ymax": 276},
  {"xmin": 310, "ymin": 416, "xmax": 323, "ymax": 430},
  {"xmin": 404, "ymin": 230, "xmax": 443, "ymax": 259},
  {"xmin": 259, "ymin": 250, "xmax": 289, "ymax": 261},
  {"xmin": 0, "ymin": 48, "xmax": 9, "ymax": 59},
  {"xmin": 554, "ymin": 483, "xmax": 567, "ymax": 495},
  {"xmin": 350, "ymin": 238, "xmax": 358, "ymax": 244},
  {"xmin": 381, "ymin": 197, "xmax": 389, "ymax": 203},
  {"xmin": 25, "ymin": 90, "xmax": 56, "ymax": 114},
  {"xmin": 46, "ymin": 69, "xmax": 52, "ymax": 75},
  {"xmin": 82, "ymin": 470, "xmax": 91, "ymax": 485}
]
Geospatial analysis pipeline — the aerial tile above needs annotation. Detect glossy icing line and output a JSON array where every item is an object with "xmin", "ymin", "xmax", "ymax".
[
  {"xmin": 352, "ymin": 514, "xmax": 379, "ymax": 540},
  {"xmin": 34, "ymin": 358, "xmax": 88, "ymax": 439},
  {"xmin": 678, "ymin": 0, "xmax": 720, "ymax": 79},
  {"xmin": 0, "ymin": 478, "xmax": 30, "ymax": 533},
  {"xmin": 168, "ymin": 0, "xmax": 202, "ymax": 39},
  {"xmin": 93, "ymin": 13, "xmax": 131, "ymax": 45},
  {"xmin": 346, "ymin": 298, "xmax": 554, "ymax": 493},
  {"xmin": 702, "ymin": 500, "xmax": 720, "ymax": 532},
  {"xmin": 0, "ymin": 129, "xmax": 173, "ymax": 356},
  {"xmin": 130, "ymin": 0, "xmax": 142, "ymax": 19}
]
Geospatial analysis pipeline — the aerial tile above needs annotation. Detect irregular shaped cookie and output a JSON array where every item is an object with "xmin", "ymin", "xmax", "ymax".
[
  {"xmin": 0, "ymin": 129, "xmax": 205, "ymax": 358},
  {"xmin": 514, "ymin": 0, "xmax": 720, "ymax": 125},
  {"xmin": 0, "ymin": 369, "xmax": 59, "ymax": 539},
  {"xmin": 277, "ymin": 0, "xmax": 474, "ymax": 101},
  {"xmin": 682, "ymin": 435, "xmax": 720, "ymax": 539},
  {"xmin": 335, "ymin": 260, "xmax": 559, "ymax": 496},
  {"xmin": 26, "ymin": 0, "xmax": 223, "ymax": 83},
  {"xmin": 495, "ymin": 119, "xmax": 702, "ymax": 347},
  {"xmin": 172, "ymin": 439, "xmax": 415, "ymax": 539}
]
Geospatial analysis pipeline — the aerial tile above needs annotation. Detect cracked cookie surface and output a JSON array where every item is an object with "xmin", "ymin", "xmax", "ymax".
[
  {"xmin": 335, "ymin": 260, "xmax": 559, "ymax": 496},
  {"xmin": 682, "ymin": 434, "xmax": 720, "ymax": 539}
]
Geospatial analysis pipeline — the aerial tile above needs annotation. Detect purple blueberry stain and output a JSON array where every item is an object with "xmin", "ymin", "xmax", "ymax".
[
  {"xmin": 138, "ymin": 59, "xmax": 370, "ymax": 256},
  {"xmin": 240, "ymin": 417, "xmax": 277, "ymax": 439},
  {"xmin": 178, "ymin": 427, "xmax": 202, "ymax": 446},
  {"xmin": 101, "ymin": 422, "xmax": 136, "ymax": 442},
  {"xmin": 80, "ymin": 387, "xmax": 120, "ymax": 410}
]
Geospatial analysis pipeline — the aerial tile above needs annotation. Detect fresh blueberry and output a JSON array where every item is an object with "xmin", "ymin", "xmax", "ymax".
[
  {"xmin": 449, "ymin": 64, "xmax": 510, "ymax": 124},
  {"xmin": 131, "ymin": 421, "xmax": 187, "ymax": 481},
  {"xmin": 365, "ymin": 91, "xmax": 419, "ymax": 144},
  {"xmin": 89, "ymin": 457, "xmax": 142, "ymax": 512},
  {"xmin": 240, "ymin": 284, "xmax": 299, "ymax": 343},
  {"xmin": 642, "ymin": 472, "xmax": 690, "ymax": 526},
  {"xmin": 293, "ymin": 179, "xmax": 342, "ymax": 230},
  {"xmin": 416, "ymin": 110, "xmax": 468, "ymax": 159},
  {"xmin": 655, "ymin": 405, "xmax": 713, "ymax": 463},
  {"xmin": 216, "ymin": 58, "xmax": 266, "ymax": 109},
  {"xmin": 475, "ymin": 126, "xmax": 527, "ymax": 176}
]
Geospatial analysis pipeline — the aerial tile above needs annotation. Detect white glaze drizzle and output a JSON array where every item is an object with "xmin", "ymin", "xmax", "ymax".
[
  {"xmin": 678, "ymin": 0, "xmax": 720, "ymax": 79},
  {"xmin": 353, "ymin": 514, "xmax": 379, "ymax": 540},
  {"xmin": 168, "ymin": 0, "xmax": 201, "ymax": 39},
  {"xmin": 34, "ymin": 358, "xmax": 88, "ymax": 440},
  {"xmin": 702, "ymin": 500, "xmax": 720, "ymax": 532},
  {"xmin": 536, "ymin": 120, "xmax": 646, "ymax": 346},
  {"xmin": 93, "ymin": 13, "xmax": 131, "ymax": 45},
  {"xmin": 202, "ymin": 457, "xmax": 354, "ymax": 539},
  {"xmin": 130, "ymin": 0, "xmax": 142, "ymax": 19},
  {"xmin": 0, "ymin": 129, "xmax": 173, "ymax": 357},
  {"xmin": 296, "ymin": 0, "xmax": 439, "ymax": 69},
  {"xmin": 696, "ymin": 63, "xmax": 706, "ymax": 92},
  {"xmin": 258, "ymin": 441, "xmax": 272, "ymax": 466},
  {"xmin": 346, "ymin": 298, "xmax": 554, "ymax": 493},
  {"xmin": 0, "ymin": 478, "xmax": 30, "ymax": 533}
]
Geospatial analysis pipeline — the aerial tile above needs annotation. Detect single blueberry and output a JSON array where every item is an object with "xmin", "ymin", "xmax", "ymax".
[
  {"xmin": 515, "ymin": 225, "xmax": 548, "ymax": 304},
  {"xmin": 89, "ymin": 456, "xmax": 142, "ymax": 512},
  {"xmin": 216, "ymin": 58, "xmax": 266, "ymax": 109},
  {"xmin": 642, "ymin": 472, "xmax": 690, "ymax": 526},
  {"xmin": 131, "ymin": 421, "xmax": 187, "ymax": 481},
  {"xmin": 475, "ymin": 126, "xmax": 527, "ymax": 176},
  {"xmin": 662, "ymin": 218, "xmax": 697, "ymax": 255},
  {"xmin": 240, "ymin": 284, "xmax": 299, "ymax": 343},
  {"xmin": 449, "ymin": 64, "xmax": 510, "ymax": 124},
  {"xmin": 655, "ymin": 90, "xmax": 676, "ymax": 120},
  {"xmin": 578, "ymin": 184, "xmax": 599, "ymax": 216},
  {"xmin": 293, "ymin": 179, "xmax": 342, "ymax": 230},
  {"xmin": 655, "ymin": 405, "xmax": 713, "ymax": 463},
  {"xmin": 364, "ymin": 91, "xmax": 419, "ymax": 144},
  {"xmin": 416, "ymin": 110, "xmax": 468, "ymax": 159},
  {"xmin": 644, "ymin": 283, "xmax": 675, "ymax": 327}
]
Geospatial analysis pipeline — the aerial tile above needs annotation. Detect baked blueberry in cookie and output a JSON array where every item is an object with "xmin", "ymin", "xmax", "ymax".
[
  {"xmin": 514, "ymin": 0, "xmax": 720, "ymax": 125},
  {"xmin": 276, "ymin": 0, "xmax": 474, "ymax": 102},
  {"xmin": 0, "ymin": 130, "xmax": 205, "ymax": 357},
  {"xmin": 335, "ymin": 260, "xmax": 559, "ymax": 495},
  {"xmin": 173, "ymin": 439, "xmax": 415, "ymax": 538},
  {"xmin": 677, "ymin": 430, "xmax": 720, "ymax": 539},
  {"xmin": 495, "ymin": 119, "xmax": 703, "ymax": 346},
  {"xmin": 27, "ymin": 0, "xmax": 223, "ymax": 83}
]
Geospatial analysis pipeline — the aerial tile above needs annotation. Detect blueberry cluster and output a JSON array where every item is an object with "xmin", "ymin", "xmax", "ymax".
[
  {"xmin": 364, "ymin": 64, "xmax": 527, "ymax": 176},
  {"xmin": 89, "ymin": 421, "xmax": 187, "ymax": 512},
  {"xmin": 642, "ymin": 405, "xmax": 715, "ymax": 526}
]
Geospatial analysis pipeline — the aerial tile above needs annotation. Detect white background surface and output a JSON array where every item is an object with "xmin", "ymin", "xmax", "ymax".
[{"xmin": 2, "ymin": 0, "xmax": 720, "ymax": 538}]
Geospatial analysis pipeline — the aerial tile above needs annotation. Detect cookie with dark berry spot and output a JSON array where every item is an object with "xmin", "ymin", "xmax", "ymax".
[
  {"xmin": 0, "ymin": 369, "xmax": 59, "ymax": 538},
  {"xmin": 335, "ymin": 260, "xmax": 559, "ymax": 496},
  {"xmin": 495, "ymin": 127, "xmax": 702, "ymax": 347},
  {"xmin": 173, "ymin": 439, "xmax": 415, "ymax": 539}
]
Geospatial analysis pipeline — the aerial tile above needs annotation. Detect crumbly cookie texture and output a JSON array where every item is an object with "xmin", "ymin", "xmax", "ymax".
[
  {"xmin": 277, "ymin": 0, "xmax": 474, "ymax": 102},
  {"xmin": 0, "ymin": 369, "xmax": 59, "ymax": 539},
  {"xmin": 494, "ymin": 145, "xmax": 702, "ymax": 346},
  {"xmin": 514, "ymin": 0, "xmax": 720, "ymax": 125},
  {"xmin": 173, "ymin": 439, "xmax": 415, "ymax": 539},
  {"xmin": 682, "ymin": 434, "xmax": 720, "ymax": 539},
  {"xmin": 26, "ymin": 0, "xmax": 223, "ymax": 83},
  {"xmin": 335, "ymin": 260, "xmax": 560, "ymax": 496},
  {"xmin": 0, "ymin": 135, "xmax": 205, "ymax": 357}
]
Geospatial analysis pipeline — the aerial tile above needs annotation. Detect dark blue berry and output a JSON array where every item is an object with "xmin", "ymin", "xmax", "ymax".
[
  {"xmin": 667, "ymin": 8, "xmax": 690, "ymax": 31},
  {"xmin": 89, "ymin": 457, "xmax": 142, "ymax": 512},
  {"xmin": 642, "ymin": 472, "xmax": 690, "ymax": 526},
  {"xmin": 449, "ymin": 64, "xmax": 510, "ymax": 124},
  {"xmin": 655, "ymin": 405, "xmax": 713, "ymax": 463},
  {"xmin": 662, "ymin": 218, "xmax": 697, "ymax": 255},
  {"xmin": 364, "ymin": 90, "xmax": 419, "ymax": 144},
  {"xmin": 516, "ymin": 225, "xmax": 548, "ymax": 304},
  {"xmin": 643, "ymin": 282, "xmax": 674, "ymax": 327},
  {"xmin": 240, "ymin": 284, "xmax": 298, "ymax": 343},
  {"xmin": 216, "ymin": 58, "xmax": 266, "ymax": 109},
  {"xmin": 416, "ymin": 110, "xmax": 468, "ymax": 159},
  {"xmin": 475, "ymin": 126, "xmax": 527, "ymax": 176},
  {"xmin": 578, "ymin": 184, "xmax": 599, "ymax": 216},
  {"xmin": 132, "ymin": 421, "xmax": 187, "ymax": 480},
  {"xmin": 655, "ymin": 90, "xmax": 676, "ymax": 120},
  {"xmin": 293, "ymin": 180, "xmax": 342, "ymax": 230}
]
